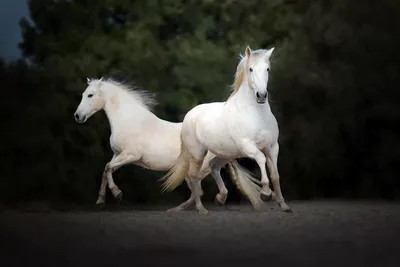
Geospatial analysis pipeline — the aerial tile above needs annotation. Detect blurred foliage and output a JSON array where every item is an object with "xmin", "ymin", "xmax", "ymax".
[{"xmin": 1, "ymin": 0, "xmax": 400, "ymax": 206}]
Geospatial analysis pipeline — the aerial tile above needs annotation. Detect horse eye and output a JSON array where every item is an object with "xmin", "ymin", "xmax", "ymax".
[
  {"xmin": 267, "ymin": 68, "xmax": 270, "ymax": 72},
  {"xmin": 88, "ymin": 94, "xmax": 93, "ymax": 98},
  {"xmin": 249, "ymin": 68, "xmax": 253, "ymax": 72}
]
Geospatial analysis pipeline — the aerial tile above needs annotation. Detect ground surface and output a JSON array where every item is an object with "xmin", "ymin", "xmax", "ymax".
[{"xmin": 1, "ymin": 201, "xmax": 400, "ymax": 267}]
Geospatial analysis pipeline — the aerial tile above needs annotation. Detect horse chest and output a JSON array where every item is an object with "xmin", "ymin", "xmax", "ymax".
[
  {"xmin": 228, "ymin": 113, "xmax": 277, "ymax": 149},
  {"xmin": 109, "ymin": 135, "xmax": 122, "ymax": 153},
  {"xmin": 109, "ymin": 134, "xmax": 136, "ymax": 154},
  {"xmin": 254, "ymin": 130, "xmax": 271, "ymax": 148}
]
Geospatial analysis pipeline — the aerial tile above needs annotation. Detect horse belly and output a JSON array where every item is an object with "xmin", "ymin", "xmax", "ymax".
[
  {"xmin": 138, "ymin": 132, "xmax": 181, "ymax": 171},
  {"xmin": 139, "ymin": 153, "xmax": 176, "ymax": 171},
  {"xmin": 109, "ymin": 135, "xmax": 123, "ymax": 154}
]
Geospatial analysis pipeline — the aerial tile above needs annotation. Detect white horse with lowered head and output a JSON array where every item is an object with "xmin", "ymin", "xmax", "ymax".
[
  {"xmin": 161, "ymin": 46, "xmax": 291, "ymax": 213},
  {"xmin": 73, "ymin": 77, "xmax": 264, "ymax": 213}
]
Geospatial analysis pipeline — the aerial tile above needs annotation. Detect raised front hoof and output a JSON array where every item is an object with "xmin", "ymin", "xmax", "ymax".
[
  {"xmin": 215, "ymin": 193, "xmax": 227, "ymax": 206},
  {"xmin": 260, "ymin": 191, "xmax": 272, "ymax": 201}
]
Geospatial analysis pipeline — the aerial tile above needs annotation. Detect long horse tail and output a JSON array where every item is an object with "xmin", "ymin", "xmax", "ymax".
[
  {"xmin": 226, "ymin": 160, "xmax": 264, "ymax": 210},
  {"xmin": 160, "ymin": 139, "xmax": 190, "ymax": 193}
]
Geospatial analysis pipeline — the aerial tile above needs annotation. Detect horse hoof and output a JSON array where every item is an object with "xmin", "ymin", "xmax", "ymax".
[
  {"xmin": 260, "ymin": 192, "xmax": 272, "ymax": 201},
  {"xmin": 279, "ymin": 202, "xmax": 292, "ymax": 213},
  {"xmin": 283, "ymin": 207, "xmax": 293, "ymax": 213},
  {"xmin": 198, "ymin": 208, "xmax": 209, "ymax": 214},
  {"xmin": 115, "ymin": 191, "xmax": 123, "ymax": 204},
  {"xmin": 215, "ymin": 193, "xmax": 227, "ymax": 206},
  {"xmin": 167, "ymin": 207, "xmax": 183, "ymax": 212}
]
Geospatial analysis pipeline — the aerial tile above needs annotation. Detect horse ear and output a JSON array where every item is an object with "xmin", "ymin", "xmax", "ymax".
[
  {"xmin": 265, "ymin": 47, "xmax": 275, "ymax": 59},
  {"xmin": 87, "ymin": 78, "xmax": 91, "ymax": 84},
  {"xmin": 99, "ymin": 77, "xmax": 104, "ymax": 82},
  {"xmin": 245, "ymin": 46, "xmax": 252, "ymax": 58}
]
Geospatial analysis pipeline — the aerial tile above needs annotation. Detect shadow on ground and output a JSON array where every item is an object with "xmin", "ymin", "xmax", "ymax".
[{"xmin": 1, "ymin": 201, "xmax": 400, "ymax": 267}]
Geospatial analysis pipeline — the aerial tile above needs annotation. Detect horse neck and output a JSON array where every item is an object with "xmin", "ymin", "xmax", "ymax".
[{"xmin": 103, "ymin": 87, "xmax": 155, "ymax": 134}]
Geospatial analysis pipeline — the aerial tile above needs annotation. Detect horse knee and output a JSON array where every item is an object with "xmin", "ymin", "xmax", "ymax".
[{"xmin": 104, "ymin": 163, "xmax": 111, "ymax": 173}]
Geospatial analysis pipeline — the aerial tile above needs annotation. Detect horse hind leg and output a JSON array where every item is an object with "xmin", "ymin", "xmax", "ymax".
[
  {"xmin": 177, "ymin": 129, "xmax": 209, "ymax": 214},
  {"xmin": 168, "ymin": 160, "xmax": 208, "ymax": 214},
  {"xmin": 187, "ymin": 158, "xmax": 209, "ymax": 214},
  {"xmin": 178, "ymin": 132, "xmax": 208, "ymax": 213},
  {"xmin": 167, "ymin": 178, "xmax": 196, "ymax": 212},
  {"xmin": 241, "ymin": 140, "xmax": 273, "ymax": 201},
  {"xmin": 166, "ymin": 145, "xmax": 208, "ymax": 214}
]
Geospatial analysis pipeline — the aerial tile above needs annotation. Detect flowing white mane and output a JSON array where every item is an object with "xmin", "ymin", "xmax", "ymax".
[{"xmin": 89, "ymin": 77, "xmax": 158, "ymax": 111}]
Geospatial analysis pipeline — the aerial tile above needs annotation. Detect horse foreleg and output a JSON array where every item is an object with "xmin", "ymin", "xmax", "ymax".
[
  {"xmin": 167, "ymin": 178, "xmax": 196, "ymax": 212},
  {"xmin": 104, "ymin": 152, "xmax": 140, "ymax": 204},
  {"xmin": 96, "ymin": 154, "xmax": 117, "ymax": 207},
  {"xmin": 265, "ymin": 144, "xmax": 292, "ymax": 212},
  {"xmin": 241, "ymin": 140, "xmax": 273, "ymax": 201},
  {"xmin": 95, "ymin": 173, "xmax": 108, "ymax": 207}
]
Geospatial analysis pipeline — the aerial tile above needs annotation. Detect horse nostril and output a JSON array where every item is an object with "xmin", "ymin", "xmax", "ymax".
[
  {"xmin": 74, "ymin": 113, "xmax": 79, "ymax": 121},
  {"xmin": 256, "ymin": 92, "xmax": 260, "ymax": 98}
]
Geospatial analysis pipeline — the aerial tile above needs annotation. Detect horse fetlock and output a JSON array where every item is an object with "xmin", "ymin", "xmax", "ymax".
[
  {"xmin": 260, "ymin": 185, "xmax": 273, "ymax": 201},
  {"xmin": 95, "ymin": 196, "xmax": 106, "ymax": 208},
  {"xmin": 215, "ymin": 190, "xmax": 228, "ymax": 205},
  {"xmin": 96, "ymin": 194, "xmax": 105, "ymax": 204},
  {"xmin": 261, "ymin": 184, "xmax": 272, "ymax": 194},
  {"xmin": 215, "ymin": 193, "xmax": 227, "ymax": 205},
  {"xmin": 111, "ymin": 187, "xmax": 123, "ymax": 201}
]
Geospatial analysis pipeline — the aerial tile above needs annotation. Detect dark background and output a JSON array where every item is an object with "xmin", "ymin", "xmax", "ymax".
[{"xmin": 1, "ymin": 0, "xmax": 400, "ymax": 209}]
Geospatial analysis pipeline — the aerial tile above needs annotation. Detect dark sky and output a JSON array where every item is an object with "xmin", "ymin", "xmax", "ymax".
[{"xmin": 0, "ymin": 0, "xmax": 29, "ymax": 61}]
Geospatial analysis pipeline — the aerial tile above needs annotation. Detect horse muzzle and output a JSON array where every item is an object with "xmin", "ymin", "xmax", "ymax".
[
  {"xmin": 74, "ymin": 112, "xmax": 86, "ymax": 123},
  {"xmin": 256, "ymin": 92, "xmax": 268, "ymax": 104}
]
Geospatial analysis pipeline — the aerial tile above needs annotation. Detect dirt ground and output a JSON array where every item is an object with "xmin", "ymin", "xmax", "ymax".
[{"xmin": 1, "ymin": 201, "xmax": 400, "ymax": 267}]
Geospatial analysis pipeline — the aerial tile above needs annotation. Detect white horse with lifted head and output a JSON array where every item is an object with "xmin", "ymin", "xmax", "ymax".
[
  {"xmin": 161, "ymin": 46, "xmax": 291, "ymax": 213},
  {"xmin": 73, "ymin": 77, "xmax": 264, "ymax": 212}
]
